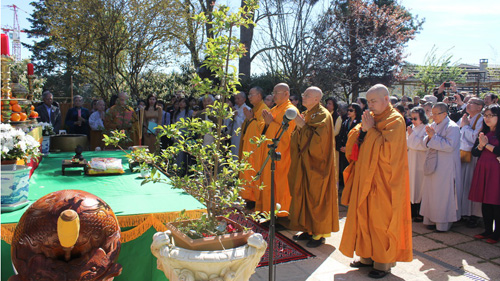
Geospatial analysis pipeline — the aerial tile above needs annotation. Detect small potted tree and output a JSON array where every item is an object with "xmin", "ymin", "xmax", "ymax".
[{"xmin": 104, "ymin": 1, "xmax": 267, "ymax": 280}]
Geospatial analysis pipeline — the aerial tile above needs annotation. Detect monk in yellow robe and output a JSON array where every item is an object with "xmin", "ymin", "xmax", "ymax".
[
  {"xmin": 340, "ymin": 84, "xmax": 412, "ymax": 278},
  {"xmin": 104, "ymin": 92, "xmax": 140, "ymax": 146},
  {"xmin": 288, "ymin": 87, "xmax": 339, "ymax": 248},
  {"xmin": 256, "ymin": 83, "xmax": 298, "ymax": 217},
  {"xmin": 238, "ymin": 87, "xmax": 269, "ymax": 202}
]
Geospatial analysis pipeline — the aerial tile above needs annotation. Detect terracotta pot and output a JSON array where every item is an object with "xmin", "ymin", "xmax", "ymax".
[{"xmin": 166, "ymin": 216, "xmax": 253, "ymax": 251}]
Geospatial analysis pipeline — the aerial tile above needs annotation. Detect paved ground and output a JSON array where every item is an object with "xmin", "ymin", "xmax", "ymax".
[{"xmin": 250, "ymin": 205, "xmax": 500, "ymax": 281}]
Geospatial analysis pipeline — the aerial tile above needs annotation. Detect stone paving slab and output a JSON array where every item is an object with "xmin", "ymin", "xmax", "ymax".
[
  {"xmin": 412, "ymin": 236, "xmax": 447, "ymax": 252},
  {"xmin": 425, "ymin": 231, "xmax": 474, "ymax": 246},
  {"xmin": 455, "ymin": 240, "xmax": 500, "ymax": 260},
  {"xmin": 421, "ymin": 247, "xmax": 483, "ymax": 268}
]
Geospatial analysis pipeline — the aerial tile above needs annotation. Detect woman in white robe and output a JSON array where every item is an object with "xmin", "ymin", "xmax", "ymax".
[
  {"xmin": 407, "ymin": 107, "xmax": 429, "ymax": 222},
  {"xmin": 420, "ymin": 103, "xmax": 462, "ymax": 232}
]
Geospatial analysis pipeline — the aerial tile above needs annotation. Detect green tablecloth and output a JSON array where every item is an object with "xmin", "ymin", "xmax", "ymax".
[{"xmin": 1, "ymin": 151, "xmax": 205, "ymax": 281}]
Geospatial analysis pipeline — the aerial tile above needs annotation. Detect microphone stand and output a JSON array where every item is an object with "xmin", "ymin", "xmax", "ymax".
[{"xmin": 255, "ymin": 121, "xmax": 290, "ymax": 281}]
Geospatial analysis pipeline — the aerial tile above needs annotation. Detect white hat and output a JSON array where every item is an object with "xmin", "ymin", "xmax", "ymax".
[{"xmin": 422, "ymin": 95, "xmax": 438, "ymax": 104}]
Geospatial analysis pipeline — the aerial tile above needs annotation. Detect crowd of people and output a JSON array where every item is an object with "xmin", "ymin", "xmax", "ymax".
[{"xmin": 36, "ymin": 82, "xmax": 499, "ymax": 278}]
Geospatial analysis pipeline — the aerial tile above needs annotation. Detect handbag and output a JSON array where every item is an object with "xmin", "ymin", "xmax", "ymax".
[{"xmin": 460, "ymin": 150, "xmax": 472, "ymax": 163}]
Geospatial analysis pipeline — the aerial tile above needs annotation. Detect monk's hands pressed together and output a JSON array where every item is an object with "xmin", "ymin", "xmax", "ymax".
[
  {"xmin": 262, "ymin": 110, "xmax": 274, "ymax": 125},
  {"xmin": 243, "ymin": 107, "xmax": 253, "ymax": 120},
  {"xmin": 361, "ymin": 110, "xmax": 374, "ymax": 132},
  {"xmin": 425, "ymin": 125, "xmax": 435, "ymax": 139},
  {"xmin": 295, "ymin": 114, "xmax": 306, "ymax": 128},
  {"xmin": 407, "ymin": 126, "xmax": 413, "ymax": 135}
]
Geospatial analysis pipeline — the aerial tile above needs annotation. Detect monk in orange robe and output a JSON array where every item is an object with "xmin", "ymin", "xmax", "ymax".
[
  {"xmin": 340, "ymin": 84, "xmax": 412, "ymax": 278},
  {"xmin": 256, "ymin": 83, "xmax": 298, "ymax": 217},
  {"xmin": 104, "ymin": 92, "xmax": 140, "ymax": 146},
  {"xmin": 239, "ymin": 87, "xmax": 269, "ymax": 202},
  {"xmin": 288, "ymin": 87, "xmax": 339, "ymax": 248}
]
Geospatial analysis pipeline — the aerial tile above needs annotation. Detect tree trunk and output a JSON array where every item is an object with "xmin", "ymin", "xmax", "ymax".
[{"xmin": 238, "ymin": 0, "xmax": 254, "ymax": 83}]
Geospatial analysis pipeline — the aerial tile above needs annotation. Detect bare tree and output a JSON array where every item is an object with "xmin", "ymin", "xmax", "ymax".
[{"xmin": 252, "ymin": 0, "xmax": 320, "ymax": 95}]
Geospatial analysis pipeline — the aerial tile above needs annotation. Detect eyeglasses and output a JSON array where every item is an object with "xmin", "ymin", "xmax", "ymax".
[
  {"xmin": 411, "ymin": 118, "xmax": 419, "ymax": 121},
  {"xmin": 483, "ymin": 114, "xmax": 498, "ymax": 118},
  {"xmin": 347, "ymin": 109, "xmax": 354, "ymax": 112},
  {"xmin": 434, "ymin": 112, "xmax": 446, "ymax": 115}
]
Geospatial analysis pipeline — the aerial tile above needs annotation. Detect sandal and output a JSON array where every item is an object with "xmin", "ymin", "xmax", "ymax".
[
  {"xmin": 368, "ymin": 269, "xmax": 389, "ymax": 279},
  {"xmin": 350, "ymin": 261, "xmax": 373, "ymax": 268},
  {"xmin": 485, "ymin": 238, "xmax": 499, "ymax": 244}
]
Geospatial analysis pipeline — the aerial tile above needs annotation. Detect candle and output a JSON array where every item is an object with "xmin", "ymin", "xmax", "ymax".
[
  {"xmin": 27, "ymin": 63, "xmax": 34, "ymax": 75},
  {"xmin": 1, "ymin": 34, "xmax": 9, "ymax": 56}
]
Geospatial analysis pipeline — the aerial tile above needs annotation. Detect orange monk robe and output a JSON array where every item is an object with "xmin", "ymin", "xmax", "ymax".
[
  {"xmin": 256, "ymin": 100, "xmax": 298, "ymax": 216},
  {"xmin": 238, "ymin": 100, "xmax": 269, "ymax": 201},
  {"xmin": 104, "ymin": 105, "xmax": 140, "ymax": 146},
  {"xmin": 288, "ymin": 104, "xmax": 340, "ymax": 235},
  {"xmin": 339, "ymin": 105, "xmax": 412, "ymax": 263}
]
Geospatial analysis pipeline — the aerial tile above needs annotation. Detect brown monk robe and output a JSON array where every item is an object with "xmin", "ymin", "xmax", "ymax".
[
  {"xmin": 256, "ymin": 83, "xmax": 298, "ymax": 217},
  {"xmin": 239, "ymin": 87, "xmax": 270, "ymax": 201},
  {"xmin": 340, "ymin": 84, "xmax": 412, "ymax": 278},
  {"xmin": 288, "ymin": 87, "xmax": 339, "ymax": 248}
]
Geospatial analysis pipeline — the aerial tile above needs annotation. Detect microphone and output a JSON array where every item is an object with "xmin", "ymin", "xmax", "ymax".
[{"xmin": 282, "ymin": 108, "xmax": 298, "ymax": 125}]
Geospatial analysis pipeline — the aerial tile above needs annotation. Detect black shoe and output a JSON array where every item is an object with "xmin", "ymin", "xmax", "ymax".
[
  {"xmin": 350, "ymin": 261, "xmax": 373, "ymax": 268},
  {"xmin": 412, "ymin": 216, "xmax": 423, "ymax": 222},
  {"xmin": 466, "ymin": 217, "xmax": 479, "ymax": 228},
  {"xmin": 368, "ymin": 269, "xmax": 389, "ymax": 279},
  {"xmin": 293, "ymin": 232, "xmax": 312, "ymax": 241},
  {"xmin": 306, "ymin": 237, "xmax": 325, "ymax": 248},
  {"xmin": 425, "ymin": 225, "xmax": 436, "ymax": 230}
]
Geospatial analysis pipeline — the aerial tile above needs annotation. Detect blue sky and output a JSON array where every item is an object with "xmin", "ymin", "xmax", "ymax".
[{"xmin": 2, "ymin": 0, "xmax": 499, "ymax": 66}]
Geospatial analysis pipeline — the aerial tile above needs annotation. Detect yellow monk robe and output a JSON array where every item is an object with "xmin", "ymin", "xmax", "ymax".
[
  {"xmin": 256, "ymin": 100, "xmax": 298, "ymax": 216},
  {"xmin": 288, "ymin": 104, "xmax": 340, "ymax": 235},
  {"xmin": 238, "ymin": 100, "xmax": 269, "ymax": 201},
  {"xmin": 104, "ymin": 105, "xmax": 140, "ymax": 146},
  {"xmin": 339, "ymin": 105, "xmax": 412, "ymax": 263}
]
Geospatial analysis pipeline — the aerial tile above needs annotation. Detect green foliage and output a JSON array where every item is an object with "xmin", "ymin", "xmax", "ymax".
[
  {"xmin": 10, "ymin": 59, "xmax": 46, "ymax": 100},
  {"xmin": 415, "ymin": 46, "xmax": 467, "ymax": 94},
  {"xmin": 104, "ymin": 0, "xmax": 259, "ymax": 238}
]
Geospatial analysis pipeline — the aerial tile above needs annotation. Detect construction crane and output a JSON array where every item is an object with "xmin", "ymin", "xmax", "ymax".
[{"xmin": 2, "ymin": 4, "xmax": 26, "ymax": 61}]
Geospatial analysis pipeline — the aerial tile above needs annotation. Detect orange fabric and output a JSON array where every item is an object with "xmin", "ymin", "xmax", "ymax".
[
  {"xmin": 239, "ymin": 101, "xmax": 269, "ymax": 201},
  {"xmin": 255, "ymin": 100, "xmax": 298, "ymax": 216},
  {"xmin": 340, "ymin": 105, "xmax": 413, "ymax": 263},
  {"xmin": 104, "ymin": 105, "xmax": 140, "ymax": 146},
  {"xmin": 288, "ymin": 104, "xmax": 340, "ymax": 235}
]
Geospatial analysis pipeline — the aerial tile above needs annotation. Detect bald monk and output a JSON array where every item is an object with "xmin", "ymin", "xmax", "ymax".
[
  {"xmin": 256, "ymin": 83, "xmax": 298, "ymax": 217},
  {"xmin": 288, "ymin": 87, "xmax": 339, "ymax": 248},
  {"xmin": 239, "ymin": 87, "xmax": 270, "ymax": 204},
  {"xmin": 340, "ymin": 84, "xmax": 412, "ymax": 279}
]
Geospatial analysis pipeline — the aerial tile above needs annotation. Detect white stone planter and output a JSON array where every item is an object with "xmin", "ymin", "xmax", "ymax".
[
  {"xmin": 1, "ymin": 165, "xmax": 31, "ymax": 211},
  {"xmin": 41, "ymin": 135, "xmax": 51, "ymax": 155},
  {"xmin": 151, "ymin": 231, "xmax": 267, "ymax": 281}
]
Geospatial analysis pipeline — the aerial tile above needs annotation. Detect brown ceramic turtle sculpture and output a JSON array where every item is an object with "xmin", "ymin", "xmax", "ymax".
[{"xmin": 10, "ymin": 190, "xmax": 122, "ymax": 281}]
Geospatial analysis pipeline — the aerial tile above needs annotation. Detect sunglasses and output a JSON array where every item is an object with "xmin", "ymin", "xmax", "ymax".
[
  {"xmin": 347, "ymin": 109, "xmax": 354, "ymax": 112},
  {"xmin": 411, "ymin": 118, "xmax": 419, "ymax": 121}
]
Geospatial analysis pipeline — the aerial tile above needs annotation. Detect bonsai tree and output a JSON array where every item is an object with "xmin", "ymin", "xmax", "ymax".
[{"xmin": 104, "ymin": 0, "xmax": 260, "ymax": 238}]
